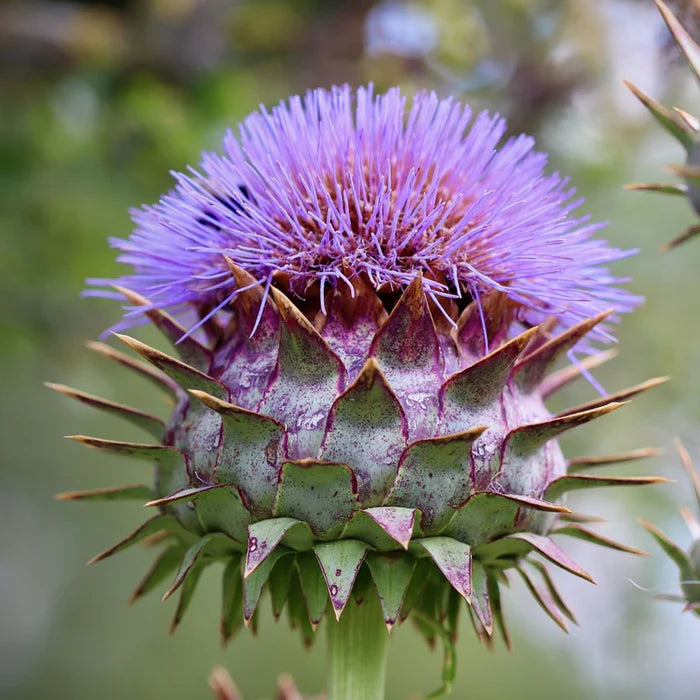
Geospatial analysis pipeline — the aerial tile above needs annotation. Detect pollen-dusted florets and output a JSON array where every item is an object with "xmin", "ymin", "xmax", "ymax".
[{"xmin": 87, "ymin": 84, "xmax": 638, "ymax": 341}]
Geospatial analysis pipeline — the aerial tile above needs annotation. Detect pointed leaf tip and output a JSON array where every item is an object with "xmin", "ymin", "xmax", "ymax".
[
  {"xmin": 505, "ymin": 402, "xmax": 625, "ymax": 463},
  {"xmin": 46, "ymin": 382, "xmax": 165, "ymax": 439},
  {"xmin": 680, "ymin": 506, "xmax": 700, "ymax": 539},
  {"xmin": 413, "ymin": 537, "xmax": 473, "ymax": 600},
  {"xmin": 568, "ymin": 447, "xmax": 662, "ymax": 472},
  {"xmin": 638, "ymin": 518, "xmax": 693, "ymax": 577},
  {"xmin": 487, "ymin": 573, "xmax": 511, "ymax": 650},
  {"xmin": 243, "ymin": 547, "xmax": 290, "ymax": 624},
  {"xmin": 447, "ymin": 491, "xmax": 568, "ymax": 547},
  {"xmin": 162, "ymin": 537, "xmax": 212, "ymax": 602},
  {"xmin": 440, "ymin": 327, "xmax": 538, "ymax": 428},
  {"xmin": 114, "ymin": 333, "xmax": 226, "ymax": 398},
  {"xmin": 364, "ymin": 507, "xmax": 418, "ymax": 550},
  {"xmin": 470, "ymin": 560, "xmax": 493, "ymax": 634},
  {"xmin": 366, "ymin": 552, "xmax": 416, "ymax": 629},
  {"xmin": 144, "ymin": 484, "xmax": 218, "ymax": 508},
  {"xmin": 87, "ymin": 515, "xmax": 192, "ymax": 565},
  {"xmin": 674, "ymin": 437, "xmax": 700, "ymax": 509},
  {"xmin": 244, "ymin": 518, "xmax": 312, "ymax": 578},
  {"xmin": 129, "ymin": 546, "xmax": 183, "ymax": 604},
  {"xmin": 660, "ymin": 223, "xmax": 700, "ymax": 252},
  {"xmin": 85, "ymin": 340, "xmax": 179, "ymax": 400},
  {"xmin": 546, "ymin": 474, "xmax": 670, "ymax": 501},
  {"xmin": 315, "ymin": 540, "xmax": 369, "ymax": 619},
  {"xmin": 56, "ymin": 484, "xmax": 152, "ymax": 502},
  {"xmin": 508, "ymin": 533, "xmax": 595, "ymax": 583},
  {"xmin": 624, "ymin": 182, "xmax": 688, "ymax": 195},
  {"xmin": 169, "ymin": 562, "xmax": 205, "ymax": 634},
  {"xmin": 65, "ymin": 435, "xmax": 184, "ymax": 470},
  {"xmin": 623, "ymin": 79, "xmax": 694, "ymax": 149},
  {"xmin": 541, "ymin": 349, "xmax": 618, "ymax": 398},
  {"xmin": 553, "ymin": 524, "xmax": 648, "ymax": 556},
  {"xmin": 111, "ymin": 285, "xmax": 211, "ymax": 368},
  {"xmin": 655, "ymin": 0, "xmax": 700, "ymax": 82},
  {"xmin": 517, "ymin": 566, "xmax": 569, "ymax": 633},
  {"xmin": 560, "ymin": 377, "xmax": 668, "ymax": 417},
  {"xmin": 529, "ymin": 560, "xmax": 578, "ymax": 625},
  {"xmin": 513, "ymin": 311, "xmax": 614, "ymax": 392},
  {"xmin": 295, "ymin": 551, "xmax": 329, "ymax": 628},
  {"xmin": 674, "ymin": 107, "xmax": 700, "ymax": 132}
]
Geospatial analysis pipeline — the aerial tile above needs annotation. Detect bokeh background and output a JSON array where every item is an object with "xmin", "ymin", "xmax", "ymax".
[{"xmin": 3, "ymin": 0, "xmax": 700, "ymax": 698}]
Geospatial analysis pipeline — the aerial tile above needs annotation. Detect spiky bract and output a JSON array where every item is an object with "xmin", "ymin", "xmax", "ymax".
[
  {"xmin": 87, "ymin": 84, "xmax": 637, "ymax": 341},
  {"xmin": 625, "ymin": 0, "xmax": 700, "ymax": 250},
  {"xmin": 54, "ymin": 273, "xmax": 664, "ymax": 658},
  {"xmin": 641, "ymin": 440, "xmax": 700, "ymax": 616},
  {"xmin": 54, "ymin": 84, "xmax": 664, "ymax": 691}
]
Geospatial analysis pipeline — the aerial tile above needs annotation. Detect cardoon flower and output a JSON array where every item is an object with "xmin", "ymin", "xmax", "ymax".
[
  {"xmin": 641, "ymin": 440, "xmax": 700, "ymax": 616},
  {"xmin": 52, "ymin": 84, "xmax": 665, "ymax": 698},
  {"xmin": 626, "ymin": 0, "xmax": 700, "ymax": 250}
]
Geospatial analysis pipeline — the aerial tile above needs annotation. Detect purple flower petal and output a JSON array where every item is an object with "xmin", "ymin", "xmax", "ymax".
[{"xmin": 90, "ymin": 85, "xmax": 640, "ymax": 342}]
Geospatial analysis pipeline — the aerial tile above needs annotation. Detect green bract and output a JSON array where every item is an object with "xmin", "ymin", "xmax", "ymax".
[
  {"xmin": 626, "ymin": 0, "xmax": 700, "ymax": 250},
  {"xmin": 53, "ymin": 268, "xmax": 665, "ymax": 669},
  {"xmin": 641, "ymin": 440, "xmax": 700, "ymax": 616}
]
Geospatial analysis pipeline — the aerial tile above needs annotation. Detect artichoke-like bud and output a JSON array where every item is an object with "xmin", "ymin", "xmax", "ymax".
[
  {"xmin": 641, "ymin": 440, "xmax": 700, "ymax": 616},
  {"xmin": 625, "ymin": 0, "xmax": 700, "ymax": 250},
  {"xmin": 52, "ymin": 85, "xmax": 663, "ymax": 690}
]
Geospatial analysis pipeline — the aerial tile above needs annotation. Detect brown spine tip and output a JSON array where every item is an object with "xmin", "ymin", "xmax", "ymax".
[
  {"xmin": 111, "ymin": 284, "xmax": 150, "ymax": 307},
  {"xmin": 112, "ymin": 332, "xmax": 153, "ymax": 359},
  {"xmin": 568, "ymin": 446, "xmax": 663, "ymax": 472},
  {"xmin": 674, "ymin": 437, "xmax": 700, "ymax": 506},
  {"xmin": 513, "ymin": 311, "xmax": 615, "ymax": 392},
  {"xmin": 674, "ymin": 107, "xmax": 700, "ymax": 132},
  {"xmin": 559, "ymin": 376, "xmax": 669, "ymax": 417},
  {"xmin": 223, "ymin": 257, "xmax": 257, "ymax": 288},
  {"xmin": 189, "ymin": 388, "xmax": 223, "ymax": 411}
]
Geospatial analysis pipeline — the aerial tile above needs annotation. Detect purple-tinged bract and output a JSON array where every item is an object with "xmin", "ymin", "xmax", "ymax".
[
  {"xmin": 88, "ymin": 85, "xmax": 638, "ymax": 340},
  {"xmin": 53, "ymin": 84, "xmax": 665, "ymax": 692}
]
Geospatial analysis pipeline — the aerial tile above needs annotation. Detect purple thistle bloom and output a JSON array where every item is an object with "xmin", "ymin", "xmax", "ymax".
[
  {"xmin": 88, "ymin": 84, "xmax": 639, "ymax": 341},
  {"xmin": 57, "ymin": 83, "xmax": 666, "ymax": 687}
]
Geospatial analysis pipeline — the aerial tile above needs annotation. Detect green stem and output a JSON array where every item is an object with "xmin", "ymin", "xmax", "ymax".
[{"xmin": 327, "ymin": 593, "xmax": 388, "ymax": 700}]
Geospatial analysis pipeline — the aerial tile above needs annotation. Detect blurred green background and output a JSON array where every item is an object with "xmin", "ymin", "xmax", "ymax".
[{"xmin": 3, "ymin": 0, "xmax": 700, "ymax": 697}]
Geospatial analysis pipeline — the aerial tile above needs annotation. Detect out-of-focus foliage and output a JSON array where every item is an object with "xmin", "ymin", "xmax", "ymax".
[
  {"xmin": 2, "ymin": 1, "xmax": 700, "ymax": 699},
  {"xmin": 625, "ymin": 0, "xmax": 700, "ymax": 250}
]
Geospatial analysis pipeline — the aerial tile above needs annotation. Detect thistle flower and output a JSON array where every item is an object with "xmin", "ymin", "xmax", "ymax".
[
  {"xmin": 52, "ymin": 85, "xmax": 664, "ymax": 697},
  {"xmin": 641, "ymin": 440, "xmax": 700, "ymax": 616},
  {"xmin": 87, "ymin": 84, "xmax": 638, "ymax": 341},
  {"xmin": 625, "ymin": 0, "xmax": 700, "ymax": 250}
]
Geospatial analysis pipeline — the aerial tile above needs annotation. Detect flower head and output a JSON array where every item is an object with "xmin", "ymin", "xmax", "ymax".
[
  {"xmin": 54, "ymin": 84, "xmax": 664, "ymax": 696},
  {"xmin": 89, "ymin": 85, "xmax": 638, "ymax": 341}
]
